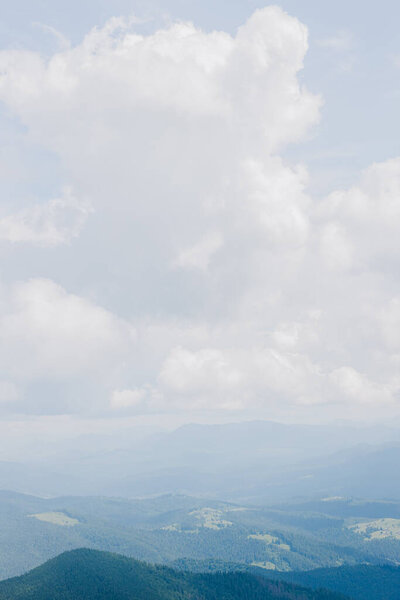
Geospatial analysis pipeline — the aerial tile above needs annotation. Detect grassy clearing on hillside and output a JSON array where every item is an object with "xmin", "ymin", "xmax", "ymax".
[
  {"xmin": 251, "ymin": 560, "xmax": 278, "ymax": 570},
  {"xmin": 248, "ymin": 534, "xmax": 291, "ymax": 551},
  {"xmin": 190, "ymin": 508, "xmax": 233, "ymax": 529},
  {"xmin": 28, "ymin": 512, "xmax": 79, "ymax": 527},
  {"xmin": 349, "ymin": 518, "xmax": 400, "ymax": 540}
]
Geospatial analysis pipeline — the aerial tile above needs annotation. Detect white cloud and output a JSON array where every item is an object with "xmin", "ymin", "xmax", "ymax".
[
  {"xmin": 272, "ymin": 314, "xmax": 320, "ymax": 350},
  {"xmin": 173, "ymin": 232, "xmax": 223, "ymax": 271},
  {"xmin": 319, "ymin": 222, "xmax": 354, "ymax": 271},
  {"xmin": 380, "ymin": 298, "xmax": 400, "ymax": 351},
  {"xmin": 0, "ymin": 188, "xmax": 91, "ymax": 246},
  {"xmin": 329, "ymin": 367, "xmax": 394, "ymax": 405},
  {"xmin": 0, "ymin": 278, "xmax": 134, "ymax": 380},
  {"xmin": 0, "ymin": 7, "xmax": 320, "ymax": 154},
  {"xmin": 156, "ymin": 343, "xmax": 332, "ymax": 411},
  {"xmin": 317, "ymin": 158, "xmax": 400, "ymax": 272},
  {"xmin": 0, "ymin": 7, "xmax": 398, "ymax": 422},
  {"xmin": 159, "ymin": 346, "xmax": 244, "ymax": 407},
  {"xmin": 238, "ymin": 158, "xmax": 310, "ymax": 246},
  {"xmin": 151, "ymin": 342, "xmax": 396, "ymax": 412},
  {"xmin": 111, "ymin": 388, "xmax": 147, "ymax": 410}
]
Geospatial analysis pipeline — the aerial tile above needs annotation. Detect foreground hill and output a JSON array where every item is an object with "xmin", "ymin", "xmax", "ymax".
[
  {"xmin": 268, "ymin": 564, "xmax": 400, "ymax": 600},
  {"xmin": 0, "ymin": 549, "xmax": 347, "ymax": 600}
]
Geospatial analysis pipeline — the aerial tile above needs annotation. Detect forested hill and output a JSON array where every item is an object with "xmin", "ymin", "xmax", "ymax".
[
  {"xmin": 267, "ymin": 564, "xmax": 400, "ymax": 600},
  {"xmin": 0, "ymin": 549, "xmax": 347, "ymax": 600}
]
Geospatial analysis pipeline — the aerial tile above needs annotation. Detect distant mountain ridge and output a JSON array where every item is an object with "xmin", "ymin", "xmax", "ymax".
[
  {"xmin": 0, "ymin": 549, "xmax": 348, "ymax": 600},
  {"xmin": 1, "ymin": 420, "xmax": 400, "ymax": 501}
]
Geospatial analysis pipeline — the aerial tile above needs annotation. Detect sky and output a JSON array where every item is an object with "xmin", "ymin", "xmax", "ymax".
[{"xmin": 0, "ymin": 0, "xmax": 400, "ymax": 453}]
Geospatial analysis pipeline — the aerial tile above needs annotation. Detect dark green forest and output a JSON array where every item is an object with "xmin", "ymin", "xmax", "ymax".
[
  {"xmin": 267, "ymin": 564, "xmax": 400, "ymax": 600},
  {"xmin": 0, "ymin": 549, "xmax": 347, "ymax": 600}
]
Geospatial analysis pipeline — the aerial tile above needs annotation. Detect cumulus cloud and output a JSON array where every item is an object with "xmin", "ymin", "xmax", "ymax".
[
  {"xmin": 0, "ymin": 7, "xmax": 320, "ymax": 151},
  {"xmin": 317, "ymin": 158, "xmax": 400, "ymax": 272},
  {"xmin": 0, "ymin": 188, "xmax": 91, "ymax": 246},
  {"xmin": 329, "ymin": 367, "xmax": 394, "ymax": 406},
  {"xmin": 0, "ymin": 278, "xmax": 134, "ymax": 380},
  {"xmin": 173, "ymin": 232, "xmax": 223, "ymax": 271},
  {"xmin": 159, "ymin": 347, "xmax": 244, "ymax": 408},
  {"xmin": 110, "ymin": 388, "xmax": 147, "ymax": 410},
  {"xmin": 152, "ymin": 341, "xmax": 396, "ymax": 412},
  {"xmin": 0, "ymin": 7, "xmax": 398, "ymax": 421}
]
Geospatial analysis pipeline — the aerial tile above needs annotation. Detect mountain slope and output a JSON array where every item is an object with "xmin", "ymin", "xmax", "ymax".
[
  {"xmin": 268, "ymin": 564, "xmax": 400, "ymax": 600},
  {"xmin": 0, "ymin": 490, "xmax": 384, "ymax": 580},
  {"xmin": 0, "ymin": 549, "xmax": 347, "ymax": 600}
]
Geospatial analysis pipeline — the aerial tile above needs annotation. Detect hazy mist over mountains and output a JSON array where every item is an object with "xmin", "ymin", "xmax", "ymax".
[{"xmin": 1, "ymin": 420, "xmax": 400, "ymax": 501}]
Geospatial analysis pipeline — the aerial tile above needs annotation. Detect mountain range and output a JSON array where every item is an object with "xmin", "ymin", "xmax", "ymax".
[{"xmin": 1, "ymin": 421, "xmax": 400, "ymax": 502}]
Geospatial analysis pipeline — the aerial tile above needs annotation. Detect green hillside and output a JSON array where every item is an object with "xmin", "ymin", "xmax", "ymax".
[
  {"xmin": 1, "ymin": 491, "xmax": 398, "ymax": 580},
  {"xmin": 267, "ymin": 564, "xmax": 400, "ymax": 600},
  {"xmin": 0, "ymin": 549, "xmax": 347, "ymax": 600}
]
